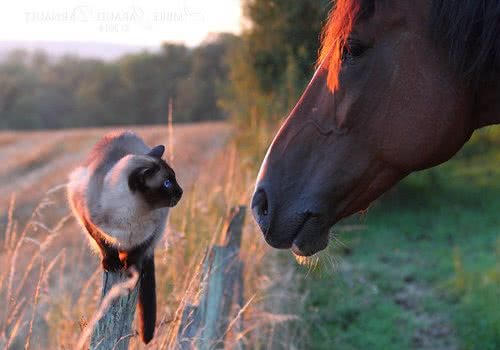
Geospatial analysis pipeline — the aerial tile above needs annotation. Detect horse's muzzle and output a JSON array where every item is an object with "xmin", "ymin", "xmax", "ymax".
[
  {"xmin": 251, "ymin": 186, "xmax": 330, "ymax": 255},
  {"xmin": 251, "ymin": 188, "xmax": 269, "ymax": 230}
]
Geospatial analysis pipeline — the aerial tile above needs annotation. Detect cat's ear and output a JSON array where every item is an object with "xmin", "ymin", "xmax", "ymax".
[{"xmin": 148, "ymin": 145, "xmax": 165, "ymax": 159}]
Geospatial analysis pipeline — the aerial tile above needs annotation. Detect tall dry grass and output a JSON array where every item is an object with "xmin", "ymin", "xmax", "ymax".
[{"xmin": 0, "ymin": 121, "xmax": 307, "ymax": 349}]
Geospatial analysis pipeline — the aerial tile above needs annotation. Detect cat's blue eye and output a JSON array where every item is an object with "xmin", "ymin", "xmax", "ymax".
[{"xmin": 163, "ymin": 179, "xmax": 173, "ymax": 189}]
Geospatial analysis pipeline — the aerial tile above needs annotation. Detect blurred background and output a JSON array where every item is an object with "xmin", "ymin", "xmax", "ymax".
[{"xmin": 0, "ymin": 0, "xmax": 498, "ymax": 349}]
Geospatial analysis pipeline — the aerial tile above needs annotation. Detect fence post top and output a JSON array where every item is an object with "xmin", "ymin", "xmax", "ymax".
[{"xmin": 222, "ymin": 206, "xmax": 246, "ymax": 249}]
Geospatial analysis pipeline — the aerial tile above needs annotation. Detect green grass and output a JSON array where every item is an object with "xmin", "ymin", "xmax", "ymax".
[{"xmin": 297, "ymin": 126, "xmax": 500, "ymax": 349}]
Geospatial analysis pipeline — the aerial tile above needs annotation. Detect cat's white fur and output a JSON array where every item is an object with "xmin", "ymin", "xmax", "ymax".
[{"xmin": 67, "ymin": 131, "xmax": 168, "ymax": 255}]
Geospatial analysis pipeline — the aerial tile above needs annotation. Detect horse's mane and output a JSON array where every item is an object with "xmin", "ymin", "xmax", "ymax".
[
  {"xmin": 318, "ymin": 0, "xmax": 500, "ymax": 90},
  {"xmin": 430, "ymin": 0, "xmax": 500, "ymax": 84}
]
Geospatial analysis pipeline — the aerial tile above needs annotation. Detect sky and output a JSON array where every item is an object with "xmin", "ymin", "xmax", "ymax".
[{"xmin": 0, "ymin": 0, "xmax": 242, "ymax": 47}]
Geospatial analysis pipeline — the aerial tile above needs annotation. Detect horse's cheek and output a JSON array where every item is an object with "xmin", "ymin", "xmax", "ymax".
[{"xmin": 375, "ymin": 37, "xmax": 470, "ymax": 171}]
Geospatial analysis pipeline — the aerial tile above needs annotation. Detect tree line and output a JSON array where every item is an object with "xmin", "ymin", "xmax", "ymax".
[
  {"xmin": 223, "ymin": 0, "xmax": 332, "ymax": 125},
  {"xmin": 0, "ymin": 33, "xmax": 238, "ymax": 130},
  {"xmin": 0, "ymin": 0, "xmax": 331, "ymax": 130}
]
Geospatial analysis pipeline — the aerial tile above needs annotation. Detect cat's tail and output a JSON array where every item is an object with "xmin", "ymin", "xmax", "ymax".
[{"xmin": 138, "ymin": 256, "xmax": 156, "ymax": 344}]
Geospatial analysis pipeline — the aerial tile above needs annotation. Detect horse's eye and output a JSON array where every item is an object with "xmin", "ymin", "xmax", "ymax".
[{"xmin": 342, "ymin": 39, "xmax": 368, "ymax": 61}]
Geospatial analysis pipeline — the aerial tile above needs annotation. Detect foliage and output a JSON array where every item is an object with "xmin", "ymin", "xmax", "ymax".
[
  {"xmin": 221, "ymin": 0, "xmax": 332, "ymax": 126},
  {"xmin": 0, "ymin": 34, "xmax": 239, "ymax": 130}
]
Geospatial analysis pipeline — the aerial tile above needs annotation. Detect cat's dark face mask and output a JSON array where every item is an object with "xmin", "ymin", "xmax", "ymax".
[{"xmin": 128, "ymin": 145, "xmax": 183, "ymax": 209}]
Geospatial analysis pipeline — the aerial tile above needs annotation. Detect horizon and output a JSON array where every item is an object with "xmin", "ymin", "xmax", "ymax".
[{"xmin": 0, "ymin": 38, "xmax": 231, "ymax": 61}]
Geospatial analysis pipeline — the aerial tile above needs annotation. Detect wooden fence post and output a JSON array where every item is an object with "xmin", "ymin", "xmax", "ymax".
[
  {"xmin": 88, "ymin": 270, "xmax": 139, "ymax": 350},
  {"xmin": 177, "ymin": 206, "xmax": 247, "ymax": 350},
  {"xmin": 84, "ymin": 205, "xmax": 247, "ymax": 350}
]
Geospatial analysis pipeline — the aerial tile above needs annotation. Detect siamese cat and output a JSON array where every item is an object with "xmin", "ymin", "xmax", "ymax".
[{"xmin": 67, "ymin": 131, "xmax": 183, "ymax": 344}]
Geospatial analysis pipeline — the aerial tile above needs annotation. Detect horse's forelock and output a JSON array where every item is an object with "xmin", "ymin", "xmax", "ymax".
[
  {"xmin": 319, "ymin": 0, "xmax": 500, "ymax": 89},
  {"xmin": 317, "ymin": 0, "xmax": 362, "ymax": 91}
]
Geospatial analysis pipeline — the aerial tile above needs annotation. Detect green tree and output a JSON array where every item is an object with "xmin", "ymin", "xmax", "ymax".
[
  {"xmin": 222, "ymin": 0, "xmax": 332, "ymax": 124},
  {"xmin": 0, "ymin": 36, "xmax": 237, "ymax": 130},
  {"xmin": 176, "ymin": 33, "xmax": 239, "ymax": 122}
]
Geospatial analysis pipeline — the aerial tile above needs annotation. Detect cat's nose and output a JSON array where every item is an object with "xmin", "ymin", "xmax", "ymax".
[{"xmin": 169, "ymin": 186, "xmax": 183, "ymax": 207}]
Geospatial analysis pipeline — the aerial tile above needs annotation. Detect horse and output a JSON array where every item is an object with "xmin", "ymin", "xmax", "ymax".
[{"xmin": 251, "ymin": 0, "xmax": 500, "ymax": 257}]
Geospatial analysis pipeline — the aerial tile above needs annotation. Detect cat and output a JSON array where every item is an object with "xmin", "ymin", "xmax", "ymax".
[{"xmin": 67, "ymin": 131, "xmax": 183, "ymax": 343}]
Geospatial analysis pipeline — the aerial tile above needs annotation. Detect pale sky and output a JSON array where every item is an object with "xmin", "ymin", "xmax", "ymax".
[{"xmin": 0, "ymin": 0, "xmax": 242, "ymax": 47}]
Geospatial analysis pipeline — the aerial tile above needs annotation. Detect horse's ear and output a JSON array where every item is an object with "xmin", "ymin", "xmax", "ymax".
[{"xmin": 148, "ymin": 145, "xmax": 165, "ymax": 159}]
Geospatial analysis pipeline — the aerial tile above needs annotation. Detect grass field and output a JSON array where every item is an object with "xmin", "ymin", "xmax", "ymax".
[
  {"xmin": 294, "ymin": 126, "xmax": 500, "ymax": 350},
  {"xmin": 0, "ymin": 122, "xmax": 498, "ymax": 349},
  {"xmin": 0, "ymin": 122, "xmax": 303, "ymax": 349},
  {"xmin": 0, "ymin": 123, "xmax": 231, "ymax": 221}
]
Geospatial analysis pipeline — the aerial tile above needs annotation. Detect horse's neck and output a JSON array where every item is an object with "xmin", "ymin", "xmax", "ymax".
[{"xmin": 474, "ymin": 77, "xmax": 500, "ymax": 129}]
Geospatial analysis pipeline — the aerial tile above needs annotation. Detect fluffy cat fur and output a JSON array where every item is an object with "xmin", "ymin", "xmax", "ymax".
[{"xmin": 67, "ymin": 131, "xmax": 183, "ymax": 344}]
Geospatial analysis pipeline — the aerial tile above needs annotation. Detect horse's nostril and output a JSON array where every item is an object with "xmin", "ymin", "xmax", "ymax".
[{"xmin": 252, "ymin": 188, "xmax": 269, "ymax": 217}]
